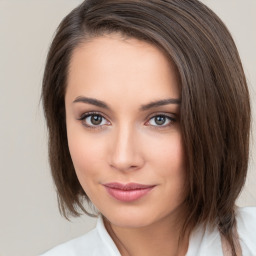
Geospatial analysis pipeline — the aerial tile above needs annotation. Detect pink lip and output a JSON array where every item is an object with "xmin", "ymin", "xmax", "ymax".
[{"xmin": 103, "ymin": 182, "xmax": 155, "ymax": 202}]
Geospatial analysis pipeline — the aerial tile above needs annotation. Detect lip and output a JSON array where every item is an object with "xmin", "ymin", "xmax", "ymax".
[{"xmin": 103, "ymin": 182, "xmax": 155, "ymax": 202}]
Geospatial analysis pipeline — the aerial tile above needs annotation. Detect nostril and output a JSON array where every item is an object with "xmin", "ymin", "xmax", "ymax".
[{"xmin": 109, "ymin": 155, "xmax": 144, "ymax": 172}]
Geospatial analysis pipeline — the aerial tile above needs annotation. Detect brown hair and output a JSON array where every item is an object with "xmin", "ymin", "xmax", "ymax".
[{"xmin": 42, "ymin": 0, "xmax": 250, "ymax": 254}]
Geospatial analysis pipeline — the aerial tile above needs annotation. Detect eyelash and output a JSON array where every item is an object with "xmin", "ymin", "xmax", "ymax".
[
  {"xmin": 145, "ymin": 114, "xmax": 176, "ymax": 128},
  {"xmin": 78, "ymin": 112, "xmax": 176, "ymax": 130},
  {"xmin": 78, "ymin": 112, "xmax": 110, "ymax": 130}
]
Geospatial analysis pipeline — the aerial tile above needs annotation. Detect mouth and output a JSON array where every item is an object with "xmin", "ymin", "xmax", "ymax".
[{"xmin": 103, "ymin": 182, "xmax": 156, "ymax": 202}]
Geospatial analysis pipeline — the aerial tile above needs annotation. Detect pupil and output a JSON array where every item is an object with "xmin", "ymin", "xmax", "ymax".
[
  {"xmin": 155, "ymin": 116, "xmax": 165, "ymax": 125},
  {"xmin": 91, "ymin": 115, "xmax": 102, "ymax": 125}
]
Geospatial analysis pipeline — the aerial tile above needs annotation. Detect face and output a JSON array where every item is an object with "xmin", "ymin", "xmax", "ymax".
[{"xmin": 65, "ymin": 34, "xmax": 187, "ymax": 229}]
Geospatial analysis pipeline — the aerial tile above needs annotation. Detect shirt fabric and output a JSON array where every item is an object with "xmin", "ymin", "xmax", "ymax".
[{"xmin": 41, "ymin": 207, "xmax": 256, "ymax": 256}]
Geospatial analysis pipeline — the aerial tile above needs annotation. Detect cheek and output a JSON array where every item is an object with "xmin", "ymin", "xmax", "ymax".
[
  {"xmin": 67, "ymin": 126, "xmax": 103, "ymax": 182},
  {"xmin": 147, "ymin": 132, "xmax": 186, "ymax": 173},
  {"xmin": 67, "ymin": 132, "xmax": 107, "ymax": 205},
  {"xmin": 148, "ymin": 132, "xmax": 187, "ymax": 196}
]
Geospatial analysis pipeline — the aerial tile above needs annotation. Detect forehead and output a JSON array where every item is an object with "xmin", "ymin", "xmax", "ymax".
[{"xmin": 66, "ymin": 34, "xmax": 180, "ymax": 104}]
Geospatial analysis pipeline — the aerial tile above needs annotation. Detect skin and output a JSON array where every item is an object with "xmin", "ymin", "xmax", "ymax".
[{"xmin": 65, "ymin": 33, "xmax": 188, "ymax": 256}]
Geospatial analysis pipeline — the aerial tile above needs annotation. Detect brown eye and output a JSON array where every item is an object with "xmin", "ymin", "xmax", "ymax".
[
  {"xmin": 154, "ymin": 116, "xmax": 166, "ymax": 125},
  {"xmin": 90, "ymin": 115, "xmax": 102, "ymax": 125},
  {"xmin": 79, "ymin": 113, "xmax": 110, "ymax": 128},
  {"xmin": 147, "ymin": 114, "xmax": 175, "ymax": 127}
]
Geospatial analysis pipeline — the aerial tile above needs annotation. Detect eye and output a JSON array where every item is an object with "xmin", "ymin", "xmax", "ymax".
[
  {"xmin": 79, "ymin": 113, "xmax": 110, "ymax": 128},
  {"xmin": 146, "ymin": 114, "xmax": 175, "ymax": 127}
]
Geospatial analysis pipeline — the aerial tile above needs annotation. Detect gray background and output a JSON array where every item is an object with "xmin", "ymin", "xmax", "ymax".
[{"xmin": 0, "ymin": 0, "xmax": 255, "ymax": 255}]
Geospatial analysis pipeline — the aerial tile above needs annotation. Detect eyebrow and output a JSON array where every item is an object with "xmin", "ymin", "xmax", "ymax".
[
  {"xmin": 73, "ymin": 96, "xmax": 110, "ymax": 109},
  {"xmin": 140, "ymin": 98, "xmax": 181, "ymax": 111},
  {"xmin": 73, "ymin": 96, "xmax": 181, "ymax": 111}
]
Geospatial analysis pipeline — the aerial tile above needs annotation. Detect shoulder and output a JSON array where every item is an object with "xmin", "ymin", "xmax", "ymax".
[
  {"xmin": 40, "ymin": 216, "xmax": 120, "ymax": 256},
  {"xmin": 236, "ymin": 207, "xmax": 256, "ymax": 255},
  {"xmin": 187, "ymin": 207, "xmax": 256, "ymax": 256},
  {"xmin": 40, "ymin": 228, "xmax": 102, "ymax": 256}
]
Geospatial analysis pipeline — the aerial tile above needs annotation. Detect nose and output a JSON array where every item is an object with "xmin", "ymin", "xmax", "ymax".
[{"xmin": 108, "ymin": 124, "xmax": 144, "ymax": 172}]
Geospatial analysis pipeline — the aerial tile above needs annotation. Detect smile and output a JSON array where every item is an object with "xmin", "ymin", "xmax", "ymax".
[{"xmin": 103, "ymin": 182, "xmax": 155, "ymax": 202}]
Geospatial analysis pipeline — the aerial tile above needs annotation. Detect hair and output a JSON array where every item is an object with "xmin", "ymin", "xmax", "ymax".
[{"xmin": 42, "ymin": 0, "xmax": 250, "ymax": 254}]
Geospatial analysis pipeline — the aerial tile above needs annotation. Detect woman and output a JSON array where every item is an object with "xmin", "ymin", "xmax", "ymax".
[{"xmin": 41, "ymin": 0, "xmax": 255, "ymax": 255}]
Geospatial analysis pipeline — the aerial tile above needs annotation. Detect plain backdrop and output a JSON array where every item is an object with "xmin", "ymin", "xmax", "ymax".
[{"xmin": 0, "ymin": 0, "xmax": 255, "ymax": 255}]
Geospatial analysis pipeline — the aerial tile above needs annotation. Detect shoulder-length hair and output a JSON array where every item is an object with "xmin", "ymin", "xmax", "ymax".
[{"xmin": 42, "ymin": 0, "xmax": 250, "ymax": 254}]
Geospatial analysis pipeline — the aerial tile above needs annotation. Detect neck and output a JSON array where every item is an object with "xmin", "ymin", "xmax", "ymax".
[{"xmin": 103, "ymin": 211, "xmax": 190, "ymax": 256}]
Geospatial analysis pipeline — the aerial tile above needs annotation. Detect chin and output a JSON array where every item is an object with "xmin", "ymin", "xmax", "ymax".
[
  {"xmin": 101, "ymin": 207, "xmax": 167, "ymax": 229},
  {"xmin": 107, "ymin": 216, "xmax": 153, "ymax": 229}
]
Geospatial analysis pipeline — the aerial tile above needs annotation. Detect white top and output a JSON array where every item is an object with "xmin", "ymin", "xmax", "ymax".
[{"xmin": 41, "ymin": 207, "xmax": 256, "ymax": 256}]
